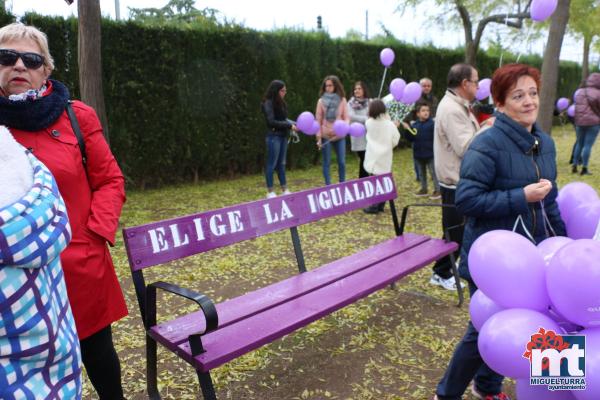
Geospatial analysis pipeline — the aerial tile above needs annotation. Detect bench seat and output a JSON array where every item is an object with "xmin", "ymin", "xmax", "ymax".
[{"xmin": 149, "ymin": 234, "xmax": 457, "ymax": 372}]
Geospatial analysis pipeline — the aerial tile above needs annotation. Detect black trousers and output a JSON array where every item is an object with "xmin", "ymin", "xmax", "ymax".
[
  {"xmin": 432, "ymin": 186, "xmax": 464, "ymax": 279},
  {"xmin": 80, "ymin": 325, "xmax": 125, "ymax": 400},
  {"xmin": 356, "ymin": 150, "xmax": 369, "ymax": 179}
]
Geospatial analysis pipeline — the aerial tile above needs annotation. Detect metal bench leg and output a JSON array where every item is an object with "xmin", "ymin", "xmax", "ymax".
[
  {"xmin": 146, "ymin": 334, "xmax": 161, "ymax": 399},
  {"xmin": 198, "ymin": 371, "xmax": 217, "ymax": 400}
]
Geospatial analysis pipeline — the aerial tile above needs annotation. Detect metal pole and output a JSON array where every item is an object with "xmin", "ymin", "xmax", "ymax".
[
  {"xmin": 365, "ymin": 10, "xmax": 369, "ymax": 40},
  {"xmin": 115, "ymin": 0, "xmax": 120, "ymax": 20}
]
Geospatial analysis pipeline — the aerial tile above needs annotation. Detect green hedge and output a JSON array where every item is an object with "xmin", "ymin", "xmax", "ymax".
[{"xmin": 11, "ymin": 13, "xmax": 584, "ymax": 187}]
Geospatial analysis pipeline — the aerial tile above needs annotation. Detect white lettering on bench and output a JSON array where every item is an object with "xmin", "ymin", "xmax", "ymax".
[
  {"xmin": 170, "ymin": 223, "xmax": 190, "ymax": 247},
  {"xmin": 352, "ymin": 183, "xmax": 365, "ymax": 201},
  {"xmin": 193, "ymin": 217, "xmax": 205, "ymax": 241},
  {"xmin": 263, "ymin": 200, "xmax": 294, "ymax": 224},
  {"xmin": 228, "ymin": 211, "xmax": 245, "ymax": 233},
  {"xmin": 209, "ymin": 210, "xmax": 245, "ymax": 236},
  {"xmin": 307, "ymin": 176, "xmax": 395, "ymax": 214},
  {"xmin": 383, "ymin": 176, "xmax": 393, "ymax": 193},
  {"xmin": 149, "ymin": 227, "xmax": 169, "ymax": 253}
]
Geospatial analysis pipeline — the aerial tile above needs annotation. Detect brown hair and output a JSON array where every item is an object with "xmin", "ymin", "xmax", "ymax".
[
  {"xmin": 351, "ymin": 80, "xmax": 370, "ymax": 99},
  {"xmin": 368, "ymin": 99, "xmax": 387, "ymax": 119},
  {"xmin": 491, "ymin": 64, "xmax": 541, "ymax": 106},
  {"xmin": 319, "ymin": 75, "xmax": 345, "ymax": 98}
]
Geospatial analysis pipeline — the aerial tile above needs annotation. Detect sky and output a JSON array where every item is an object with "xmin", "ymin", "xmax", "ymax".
[{"xmin": 6, "ymin": 0, "xmax": 588, "ymax": 64}]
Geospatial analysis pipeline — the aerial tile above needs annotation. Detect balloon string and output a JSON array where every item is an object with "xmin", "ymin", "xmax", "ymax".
[
  {"xmin": 499, "ymin": 0, "xmax": 514, "ymax": 67},
  {"xmin": 512, "ymin": 214, "xmax": 536, "ymax": 243},
  {"xmin": 378, "ymin": 67, "xmax": 388, "ymax": 98},
  {"xmin": 515, "ymin": 23, "xmax": 532, "ymax": 63}
]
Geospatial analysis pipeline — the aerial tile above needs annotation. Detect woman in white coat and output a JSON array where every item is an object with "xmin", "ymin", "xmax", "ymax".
[{"xmin": 363, "ymin": 99, "xmax": 400, "ymax": 213}]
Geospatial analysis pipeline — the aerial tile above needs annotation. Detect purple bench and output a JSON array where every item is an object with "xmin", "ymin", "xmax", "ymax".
[{"xmin": 122, "ymin": 174, "xmax": 458, "ymax": 399}]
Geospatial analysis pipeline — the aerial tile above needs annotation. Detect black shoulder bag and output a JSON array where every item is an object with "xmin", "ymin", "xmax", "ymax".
[{"xmin": 66, "ymin": 101, "xmax": 87, "ymax": 167}]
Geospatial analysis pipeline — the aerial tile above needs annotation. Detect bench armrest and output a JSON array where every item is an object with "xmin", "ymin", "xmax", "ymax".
[
  {"xmin": 399, "ymin": 203, "xmax": 461, "ymax": 236},
  {"xmin": 145, "ymin": 281, "xmax": 219, "ymax": 336},
  {"xmin": 400, "ymin": 203, "xmax": 465, "ymax": 307}
]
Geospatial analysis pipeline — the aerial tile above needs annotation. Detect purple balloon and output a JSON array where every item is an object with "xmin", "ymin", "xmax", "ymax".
[
  {"xmin": 303, "ymin": 120, "xmax": 319, "ymax": 136},
  {"xmin": 547, "ymin": 240, "xmax": 600, "ymax": 328},
  {"xmin": 469, "ymin": 289, "xmax": 505, "ymax": 331},
  {"xmin": 537, "ymin": 236, "xmax": 573, "ymax": 265},
  {"xmin": 565, "ymin": 200, "xmax": 600, "ymax": 239},
  {"xmin": 556, "ymin": 97, "xmax": 570, "ymax": 112},
  {"xmin": 516, "ymin": 379, "xmax": 577, "ymax": 399},
  {"xmin": 379, "ymin": 48, "xmax": 395, "ymax": 68},
  {"xmin": 544, "ymin": 306, "xmax": 582, "ymax": 334},
  {"xmin": 332, "ymin": 120, "xmax": 349, "ymax": 137},
  {"xmin": 556, "ymin": 182, "xmax": 599, "ymax": 224},
  {"xmin": 567, "ymin": 104, "xmax": 576, "ymax": 118},
  {"xmin": 478, "ymin": 308, "xmax": 562, "ymax": 378},
  {"xmin": 469, "ymin": 230, "xmax": 550, "ymax": 311},
  {"xmin": 574, "ymin": 327, "xmax": 600, "ymax": 400},
  {"xmin": 475, "ymin": 78, "xmax": 492, "ymax": 101},
  {"xmin": 530, "ymin": 0, "xmax": 558, "ymax": 22},
  {"xmin": 400, "ymin": 82, "xmax": 422, "ymax": 104},
  {"xmin": 349, "ymin": 122, "xmax": 366, "ymax": 137},
  {"xmin": 297, "ymin": 111, "xmax": 315, "ymax": 133},
  {"xmin": 389, "ymin": 78, "xmax": 406, "ymax": 101}
]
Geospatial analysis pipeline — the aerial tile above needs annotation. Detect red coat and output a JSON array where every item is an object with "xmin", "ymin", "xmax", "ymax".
[{"xmin": 12, "ymin": 99, "xmax": 128, "ymax": 340}]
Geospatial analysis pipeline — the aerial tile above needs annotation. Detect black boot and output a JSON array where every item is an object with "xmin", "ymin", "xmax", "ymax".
[
  {"xmin": 581, "ymin": 167, "xmax": 592, "ymax": 176},
  {"xmin": 363, "ymin": 205, "xmax": 380, "ymax": 214},
  {"xmin": 572, "ymin": 164, "xmax": 578, "ymax": 174}
]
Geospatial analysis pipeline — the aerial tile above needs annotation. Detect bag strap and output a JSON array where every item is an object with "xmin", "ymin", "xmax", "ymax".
[{"xmin": 66, "ymin": 101, "xmax": 87, "ymax": 167}]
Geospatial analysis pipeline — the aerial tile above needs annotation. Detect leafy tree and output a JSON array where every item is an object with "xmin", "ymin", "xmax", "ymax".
[
  {"xmin": 539, "ymin": 0, "xmax": 570, "ymax": 133},
  {"xmin": 344, "ymin": 29, "xmax": 365, "ymax": 41},
  {"xmin": 397, "ymin": 0, "xmax": 533, "ymax": 65},
  {"xmin": 128, "ymin": 0, "xmax": 222, "ymax": 27},
  {"xmin": 569, "ymin": 0, "xmax": 600, "ymax": 81}
]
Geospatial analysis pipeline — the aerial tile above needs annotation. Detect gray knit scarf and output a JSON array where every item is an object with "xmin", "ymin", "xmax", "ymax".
[{"xmin": 321, "ymin": 93, "xmax": 341, "ymax": 121}]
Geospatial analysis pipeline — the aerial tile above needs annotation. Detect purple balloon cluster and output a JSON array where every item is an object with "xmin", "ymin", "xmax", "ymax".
[
  {"xmin": 296, "ymin": 111, "xmax": 365, "ymax": 138},
  {"xmin": 388, "ymin": 79, "xmax": 422, "ymax": 104},
  {"xmin": 468, "ymin": 212, "xmax": 600, "ymax": 398},
  {"xmin": 530, "ymin": 0, "xmax": 559, "ymax": 22},
  {"xmin": 296, "ymin": 111, "xmax": 319, "ymax": 136},
  {"xmin": 556, "ymin": 97, "xmax": 570, "ymax": 112},
  {"xmin": 475, "ymin": 78, "xmax": 492, "ymax": 101}
]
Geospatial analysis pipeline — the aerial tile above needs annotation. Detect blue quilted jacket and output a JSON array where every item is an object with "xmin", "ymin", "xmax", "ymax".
[{"xmin": 455, "ymin": 113, "xmax": 566, "ymax": 280}]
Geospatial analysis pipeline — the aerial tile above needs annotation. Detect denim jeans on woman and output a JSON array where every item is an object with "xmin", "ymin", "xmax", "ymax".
[
  {"xmin": 265, "ymin": 134, "xmax": 288, "ymax": 188},
  {"xmin": 573, "ymin": 124, "xmax": 600, "ymax": 168},
  {"xmin": 322, "ymin": 137, "xmax": 346, "ymax": 185},
  {"xmin": 435, "ymin": 280, "xmax": 505, "ymax": 399}
]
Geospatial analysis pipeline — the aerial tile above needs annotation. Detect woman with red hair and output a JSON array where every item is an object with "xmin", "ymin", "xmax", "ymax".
[{"xmin": 433, "ymin": 64, "xmax": 566, "ymax": 400}]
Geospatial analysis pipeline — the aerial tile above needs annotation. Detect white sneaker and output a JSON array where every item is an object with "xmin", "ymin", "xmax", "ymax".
[
  {"xmin": 429, "ymin": 273, "xmax": 457, "ymax": 291},
  {"xmin": 266, "ymin": 192, "xmax": 277, "ymax": 199},
  {"xmin": 282, "ymin": 189, "xmax": 292, "ymax": 195}
]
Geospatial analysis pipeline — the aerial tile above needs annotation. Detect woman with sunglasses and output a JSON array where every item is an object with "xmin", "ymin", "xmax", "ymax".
[
  {"xmin": 0, "ymin": 23, "xmax": 127, "ymax": 399},
  {"xmin": 316, "ymin": 75, "xmax": 349, "ymax": 185}
]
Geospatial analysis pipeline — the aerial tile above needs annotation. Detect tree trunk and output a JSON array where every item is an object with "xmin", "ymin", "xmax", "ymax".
[
  {"xmin": 582, "ymin": 34, "xmax": 591, "ymax": 84},
  {"xmin": 465, "ymin": 41, "xmax": 477, "ymax": 65},
  {"xmin": 538, "ymin": 0, "xmax": 570, "ymax": 135},
  {"xmin": 77, "ymin": 0, "xmax": 110, "ymax": 143}
]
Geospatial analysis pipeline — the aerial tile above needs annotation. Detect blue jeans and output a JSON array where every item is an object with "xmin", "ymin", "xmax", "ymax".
[
  {"xmin": 573, "ymin": 124, "xmax": 600, "ymax": 168},
  {"xmin": 416, "ymin": 157, "xmax": 440, "ymax": 192},
  {"xmin": 321, "ymin": 138, "xmax": 346, "ymax": 185},
  {"xmin": 265, "ymin": 135, "xmax": 288, "ymax": 189},
  {"xmin": 436, "ymin": 281, "xmax": 505, "ymax": 400}
]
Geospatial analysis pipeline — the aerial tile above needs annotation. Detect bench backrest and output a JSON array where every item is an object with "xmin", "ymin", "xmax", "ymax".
[{"xmin": 123, "ymin": 174, "xmax": 397, "ymax": 271}]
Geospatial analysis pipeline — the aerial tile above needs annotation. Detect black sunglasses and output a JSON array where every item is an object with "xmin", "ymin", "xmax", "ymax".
[{"xmin": 0, "ymin": 49, "xmax": 45, "ymax": 69}]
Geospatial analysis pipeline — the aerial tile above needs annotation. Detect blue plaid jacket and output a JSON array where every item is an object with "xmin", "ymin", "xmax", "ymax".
[{"xmin": 0, "ymin": 151, "xmax": 82, "ymax": 399}]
